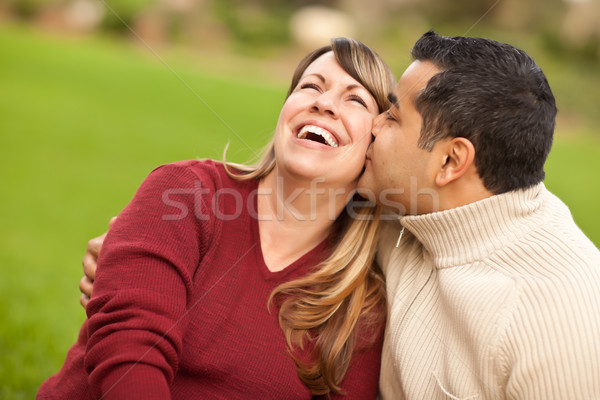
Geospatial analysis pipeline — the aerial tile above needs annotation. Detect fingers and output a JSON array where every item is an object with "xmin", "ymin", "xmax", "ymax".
[
  {"xmin": 84, "ymin": 215, "xmax": 115, "ymax": 259},
  {"xmin": 80, "ymin": 293, "xmax": 90, "ymax": 308},
  {"xmin": 80, "ymin": 217, "xmax": 116, "ymax": 310},
  {"xmin": 83, "ymin": 229, "xmax": 108, "ymax": 280},
  {"xmin": 80, "ymin": 275, "xmax": 92, "ymax": 309},
  {"xmin": 80, "ymin": 275, "xmax": 93, "ymax": 298},
  {"xmin": 82, "ymin": 252, "xmax": 97, "ymax": 282},
  {"xmin": 81, "ymin": 240, "xmax": 99, "ymax": 311},
  {"xmin": 85, "ymin": 234, "xmax": 106, "ymax": 259},
  {"xmin": 80, "ymin": 246, "xmax": 97, "ymax": 310}
]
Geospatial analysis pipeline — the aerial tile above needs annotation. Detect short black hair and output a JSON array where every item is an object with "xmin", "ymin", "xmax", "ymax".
[{"xmin": 411, "ymin": 31, "xmax": 557, "ymax": 194}]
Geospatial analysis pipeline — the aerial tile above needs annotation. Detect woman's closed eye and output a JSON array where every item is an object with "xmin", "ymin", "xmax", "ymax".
[
  {"xmin": 300, "ymin": 82, "xmax": 322, "ymax": 92},
  {"xmin": 348, "ymin": 94, "xmax": 368, "ymax": 108}
]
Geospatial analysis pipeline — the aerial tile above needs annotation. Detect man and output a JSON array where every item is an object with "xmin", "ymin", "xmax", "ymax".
[{"xmin": 359, "ymin": 31, "xmax": 600, "ymax": 399}]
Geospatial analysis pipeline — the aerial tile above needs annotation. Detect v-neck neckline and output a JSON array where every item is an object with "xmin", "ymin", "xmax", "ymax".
[{"xmin": 247, "ymin": 182, "xmax": 332, "ymax": 281}]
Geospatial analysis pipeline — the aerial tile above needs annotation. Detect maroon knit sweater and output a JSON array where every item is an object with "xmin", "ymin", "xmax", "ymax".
[{"xmin": 38, "ymin": 160, "xmax": 383, "ymax": 400}]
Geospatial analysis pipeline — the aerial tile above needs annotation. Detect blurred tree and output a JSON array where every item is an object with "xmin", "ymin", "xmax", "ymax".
[
  {"xmin": 210, "ymin": 0, "xmax": 292, "ymax": 50},
  {"xmin": 560, "ymin": 0, "xmax": 600, "ymax": 61},
  {"xmin": 7, "ymin": 0, "xmax": 58, "ymax": 19},
  {"xmin": 100, "ymin": 0, "xmax": 156, "ymax": 32}
]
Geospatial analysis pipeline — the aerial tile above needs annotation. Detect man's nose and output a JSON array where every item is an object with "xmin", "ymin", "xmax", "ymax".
[{"xmin": 371, "ymin": 112, "xmax": 386, "ymax": 137}]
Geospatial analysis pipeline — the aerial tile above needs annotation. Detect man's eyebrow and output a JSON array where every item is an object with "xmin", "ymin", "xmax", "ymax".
[{"xmin": 387, "ymin": 93, "xmax": 399, "ymax": 108}]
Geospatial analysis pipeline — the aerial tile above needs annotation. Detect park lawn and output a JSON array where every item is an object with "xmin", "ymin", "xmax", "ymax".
[
  {"xmin": 0, "ymin": 24, "xmax": 598, "ymax": 398},
  {"xmin": 545, "ymin": 131, "xmax": 600, "ymax": 241}
]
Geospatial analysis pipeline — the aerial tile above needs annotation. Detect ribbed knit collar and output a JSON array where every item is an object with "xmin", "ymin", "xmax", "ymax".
[{"xmin": 399, "ymin": 183, "xmax": 548, "ymax": 269}]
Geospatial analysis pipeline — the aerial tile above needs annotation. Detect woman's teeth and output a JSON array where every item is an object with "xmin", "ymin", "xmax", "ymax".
[{"xmin": 297, "ymin": 125, "xmax": 338, "ymax": 147}]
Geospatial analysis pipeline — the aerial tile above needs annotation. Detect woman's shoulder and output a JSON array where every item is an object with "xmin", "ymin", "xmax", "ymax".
[
  {"xmin": 151, "ymin": 159, "xmax": 253, "ymax": 190},
  {"xmin": 154, "ymin": 158, "xmax": 223, "ymax": 177},
  {"xmin": 145, "ymin": 159, "xmax": 231, "ymax": 191}
]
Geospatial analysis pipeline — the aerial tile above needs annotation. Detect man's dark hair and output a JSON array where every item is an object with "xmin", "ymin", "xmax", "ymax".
[{"xmin": 411, "ymin": 31, "xmax": 557, "ymax": 194}]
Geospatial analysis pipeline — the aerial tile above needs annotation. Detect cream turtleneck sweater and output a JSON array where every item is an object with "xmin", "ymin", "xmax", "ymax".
[{"xmin": 377, "ymin": 183, "xmax": 600, "ymax": 400}]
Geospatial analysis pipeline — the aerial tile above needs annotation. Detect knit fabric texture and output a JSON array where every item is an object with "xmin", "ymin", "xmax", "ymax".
[
  {"xmin": 377, "ymin": 183, "xmax": 600, "ymax": 399},
  {"xmin": 38, "ymin": 159, "xmax": 382, "ymax": 400}
]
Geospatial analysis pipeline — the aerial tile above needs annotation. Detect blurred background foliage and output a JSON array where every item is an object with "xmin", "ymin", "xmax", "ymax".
[{"xmin": 1, "ymin": 0, "xmax": 599, "ymax": 398}]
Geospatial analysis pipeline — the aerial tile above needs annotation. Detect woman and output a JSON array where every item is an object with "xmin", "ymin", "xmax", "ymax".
[{"xmin": 38, "ymin": 38, "xmax": 395, "ymax": 399}]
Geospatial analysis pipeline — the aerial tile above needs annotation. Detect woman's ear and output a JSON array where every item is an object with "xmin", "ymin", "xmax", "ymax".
[{"xmin": 434, "ymin": 137, "xmax": 476, "ymax": 187}]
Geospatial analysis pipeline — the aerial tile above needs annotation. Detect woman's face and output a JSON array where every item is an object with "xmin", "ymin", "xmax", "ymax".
[{"xmin": 273, "ymin": 51, "xmax": 379, "ymax": 191}]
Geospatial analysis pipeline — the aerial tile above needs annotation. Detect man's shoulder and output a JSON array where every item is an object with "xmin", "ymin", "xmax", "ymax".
[
  {"xmin": 525, "ymin": 186, "xmax": 600, "ymax": 265},
  {"xmin": 486, "ymin": 187, "xmax": 600, "ymax": 300}
]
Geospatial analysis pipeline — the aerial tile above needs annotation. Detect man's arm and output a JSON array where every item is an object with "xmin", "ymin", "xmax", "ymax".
[{"xmin": 501, "ymin": 269, "xmax": 600, "ymax": 398}]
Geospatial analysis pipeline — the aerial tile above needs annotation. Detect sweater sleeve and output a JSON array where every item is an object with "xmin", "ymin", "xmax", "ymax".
[
  {"xmin": 84, "ymin": 162, "xmax": 214, "ymax": 400},
  {"xmin": 499, "ymin": 267, "xmax": 600, "ymax": 399}
]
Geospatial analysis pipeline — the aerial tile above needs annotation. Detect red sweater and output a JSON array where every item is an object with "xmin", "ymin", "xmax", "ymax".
[{"xmin": 38, "ymin": 160, "xmax": 383, "ymax": 400}]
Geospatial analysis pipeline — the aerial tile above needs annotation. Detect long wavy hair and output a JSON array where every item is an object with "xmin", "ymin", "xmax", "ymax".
[{"xmin": 225, "ymin": 37, "xmax": 395, "ymax": 395}]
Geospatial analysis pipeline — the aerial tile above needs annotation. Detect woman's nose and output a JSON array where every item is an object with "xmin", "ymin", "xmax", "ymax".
[{"xmin": 310, "ymin": 92, "xmax": 339, "ymax": 118}]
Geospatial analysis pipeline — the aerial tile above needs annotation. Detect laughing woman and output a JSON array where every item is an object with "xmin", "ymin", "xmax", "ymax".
[{"xmin": 38, "ymin": 38, "xmax": 395, "ymax": 399}]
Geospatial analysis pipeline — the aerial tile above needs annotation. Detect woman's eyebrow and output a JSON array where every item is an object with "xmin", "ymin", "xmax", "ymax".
[
  {"xmin": 387, "ymin": 93, "xmax": 399, "ymax": 107},
  {"xmin": 304, "ymin": 73, "xmax": 326, "ymax": 83},
  {"xmin": 347, "ymin": 84, "xmax": 365, "ymax": 91}
]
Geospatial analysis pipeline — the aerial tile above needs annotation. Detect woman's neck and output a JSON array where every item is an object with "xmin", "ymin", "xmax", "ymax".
[{"xmin": 256, "ymin": 169, "xmax": 353, "ymax": 272}]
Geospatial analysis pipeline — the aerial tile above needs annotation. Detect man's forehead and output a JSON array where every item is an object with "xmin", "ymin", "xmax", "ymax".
[
  {"xmin": 405, "ymin": 61, "xmax": 442, "ymax": 90},
  {"xmin": 391, "ymin": 61, "xmax": 441, "ymax": 108}
]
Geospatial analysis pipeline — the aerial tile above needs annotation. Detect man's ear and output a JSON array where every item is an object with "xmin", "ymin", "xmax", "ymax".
[{"xmin": 435, "ymin": 137, "xmax": 476, "ymax": 187}]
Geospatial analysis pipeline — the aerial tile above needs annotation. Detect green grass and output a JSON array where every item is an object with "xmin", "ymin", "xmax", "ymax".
[
  {"xmin": 545, "ymin": 132, "xmax": 600, "ymax": 240},
  {"xmin": 0, "ymin": 23, "xmax": 598, "ymax": 398}
]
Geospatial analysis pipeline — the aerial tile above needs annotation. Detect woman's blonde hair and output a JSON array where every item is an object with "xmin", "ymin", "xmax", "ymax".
[{"xmin": 225, "ymin": 37, "xmax": 395, "ymax": 395}]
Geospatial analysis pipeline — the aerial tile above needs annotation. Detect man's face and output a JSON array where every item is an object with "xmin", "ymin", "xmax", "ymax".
[{"xmin": 358, "ymin": 60, "xmax": 443, "ymax": 215}]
